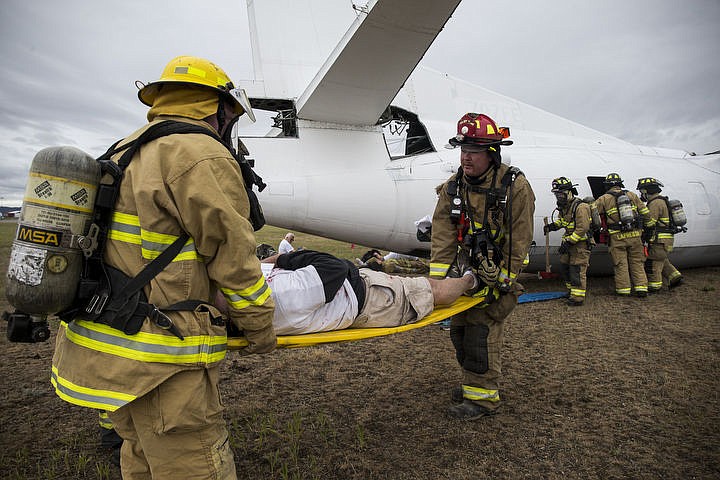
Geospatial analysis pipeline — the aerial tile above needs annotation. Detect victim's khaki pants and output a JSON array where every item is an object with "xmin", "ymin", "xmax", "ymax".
[{"xmin": 109, "ymin": 368, "xmax": 237, "ymax": 480}]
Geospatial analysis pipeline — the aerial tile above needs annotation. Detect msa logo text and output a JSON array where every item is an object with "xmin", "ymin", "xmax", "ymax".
[{"xmin": 17, "ymin": 226, "xmax": 61, "ymax": 247}]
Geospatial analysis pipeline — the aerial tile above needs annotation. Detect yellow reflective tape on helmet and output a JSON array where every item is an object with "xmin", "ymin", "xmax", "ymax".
[
  {"xmin": 221, "ymin": 276, "xmax": 272, "ymax": 310},
  {"xmin": 178, "ymin": 65, "xmax": 208, "ymax": 80},
  {"xmin": 462, "ymin": 384, "xmax": 500, "ymax": 402},
  {"xmin": 63, "ymin": 320, "xmax": 227, "ymax": 365},
  {"xmin": 51, "ymin": 365, "xmax": 136, "ymax": 411},
  {"xmin": 430, "ymin": 263, "xmax": 450, "ymax": 277}
]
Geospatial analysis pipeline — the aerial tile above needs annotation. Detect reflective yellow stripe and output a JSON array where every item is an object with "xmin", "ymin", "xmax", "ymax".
[
  {"xmin": 616, "ymin": 287, "xmax": 631, "ymax": 294},
  {"xmin": 51, "ymin": 365, "xmax": 136, "ymax": 412},
  {"xmin": 462, "ymin": 384, "xmax": 500, "ymax": 402},
  {"xmin": 498, "ymin": 268, "xmax": 517, "ymax": 283},
  {"xmin": 522, "ymin": 253, "xmax": 529, "ymax": 266},
  {"xmin": 639, "ymin": 206, "xmax": 650, "ymax": 215},
  {"xmin": 63, "ymin": 320, "xmax": 227, "ymax": 364},
  {"xmin": 430, "ymin": 263, "xmax": 450, "ymax": 277},
  {"xmin": 657, "ymin": 233, "xmax": 673, "ymax": 239},
  {"xmin": 634, "ymin": 285, "xmax": 648, "ymax": 293},
  {"xmin": 570, "ymin": 288, "xmax": 586, "ymax": 297},
  {"xmin": 109, "ymin": 212, "xmax": 200, "ymax": 261},
  {"xmin": 221, "ymin": 276, "xmax": 272, "ymax": 310},
  {"xmin": 567, "ymin": 232, "xmax": 587, "ymax": 242},
  {"xmin": 98, "ymin": 411, "xmax": 114, "ymax": 429},
  {"xmin": 648, "ymin": 281, "xmax": 663, "ymax": 289}
]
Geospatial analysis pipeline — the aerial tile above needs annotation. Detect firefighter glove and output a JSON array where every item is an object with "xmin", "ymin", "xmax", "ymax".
[
  {"xmin": 543, "ymin": 223, "xmax": 558, "ymax": 235},
  {"xmin": 477, "ymin": 257, "xmax": 500, "ymax": 286},
  {"xmin": 239, "ymin": 324, "xmax": 277, "ymax": 356}
]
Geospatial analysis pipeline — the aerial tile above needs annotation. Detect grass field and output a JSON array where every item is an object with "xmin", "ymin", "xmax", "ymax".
[{"xmin": 1, "ymin": 219, "xmax": 719, "ymax": 479}]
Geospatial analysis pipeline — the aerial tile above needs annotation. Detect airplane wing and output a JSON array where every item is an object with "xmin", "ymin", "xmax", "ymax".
[{"xmin": 296, "ymin": 0, "xmax": 461, "ymax": 125}]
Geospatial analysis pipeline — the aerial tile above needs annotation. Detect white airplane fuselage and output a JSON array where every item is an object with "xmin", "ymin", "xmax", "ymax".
[
  {"xmin": 244, "ymin": 117, "xmax": 720, "ymax": 274},
  {"xmin": 238, "ymin": 0, "xmax": 720, "ymax": 274}
]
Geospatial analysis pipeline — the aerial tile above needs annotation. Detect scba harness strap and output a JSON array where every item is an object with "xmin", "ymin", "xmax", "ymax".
[
  {"xmin": 447, "ymin": 165, "xmax": 522, "ymax": 287},
  {"xmin": 59, "ymin": 120, "xmax": 255, "ymax": 338}
]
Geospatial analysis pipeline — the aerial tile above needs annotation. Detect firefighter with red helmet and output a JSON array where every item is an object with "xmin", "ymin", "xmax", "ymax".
[
  {"xmin": 544, "ymin": 177, "xmax": 594, "ymax": 306},
  {"xmin": 637, "ymin": 177, "xmax": 683, "ymax": 291},
  {"xmin": 431, "ymin": 113, "xmax": 535, "ymax": 419},
  {"xmin": 594, "ymin": 173, "xmax": 651, "ymax": 296}
]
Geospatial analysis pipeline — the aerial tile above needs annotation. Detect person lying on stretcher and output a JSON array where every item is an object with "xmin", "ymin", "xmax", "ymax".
[{"xmin": 218, "ymin": 250, "xmax": 478, "ymax": 335}]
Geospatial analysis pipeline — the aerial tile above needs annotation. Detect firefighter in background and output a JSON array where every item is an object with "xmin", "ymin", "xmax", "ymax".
[
  {"xmin": 543, "ymin": 177, "xmax": 594, "ymax": 306},
  {"xmin": 637, "ymin": 177, "xmax": 684, "ymax": 291},
  {"xmin": 51, "ymin": 56, "xmax": 275, "ymax": 478},
  {"xmin": 431, "ymin": 113, "xmax": 535, "ymax": 420},
  {"xmin": 594, "ymin": 173, "xmax": 650, "ymax": 296}
]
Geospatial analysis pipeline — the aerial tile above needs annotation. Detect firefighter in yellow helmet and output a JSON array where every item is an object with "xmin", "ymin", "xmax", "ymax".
[
  {"xmin": 637, "ymin": 177, "xmax": 684, "ymax": 291},
  {"xmin": 51, "ymin": 56, "xmax": 275, "ymax": 478},
  {"xmin": 544, "ymin": 177, "xmax": 594, "ymax": 306},
  {"xmin": 431, "ymin": 113, "xmax": 535, "ymax": 419},
  {"xmin": 594, "ymin": 173, "xmax": 651, "ymax": 296}
]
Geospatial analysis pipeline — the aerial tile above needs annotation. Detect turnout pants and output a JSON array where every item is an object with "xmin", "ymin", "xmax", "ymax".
[
  {"xmin": 109, "ymin": 368, "xmax": 237, "ymax": 480},
  {"xmin": 609, "ymin": 232, "xmax": 647, "ymax": 295},
  {"xmin": 646, "ymin": 242, "xmax": 681, "ymax": 290},
  {"xmin": 558, "ymin": 243, "xmax": 591, "ymax": 302},
  {"xmin": 449, "ymin": 288, "xmax": 520, "ymax": 411}
]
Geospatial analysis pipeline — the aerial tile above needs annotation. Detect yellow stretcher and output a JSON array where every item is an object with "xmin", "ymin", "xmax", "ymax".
[{"xmin": 227, "ymin": 295, "xmax": 483, "ymax": 349}]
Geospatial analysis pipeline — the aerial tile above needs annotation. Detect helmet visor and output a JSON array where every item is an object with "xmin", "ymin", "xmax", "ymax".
[{"xmin": 227, "ymin": 87, "xmax": 256, "ymax": 123}]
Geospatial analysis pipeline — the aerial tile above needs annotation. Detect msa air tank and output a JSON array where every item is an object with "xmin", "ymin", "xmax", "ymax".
[{"xmin": 5, "ymin": 146, "xmax": 100, "ymax": 325}]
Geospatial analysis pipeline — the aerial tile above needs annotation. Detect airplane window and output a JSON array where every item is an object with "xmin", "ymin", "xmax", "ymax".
[
  {"xmin": 380, "ymin": 106, "xmax": 435, "ymax": 159},
  {"xmin": 688, "ymin": 182, "xmax": 711, "ymax": 215}
]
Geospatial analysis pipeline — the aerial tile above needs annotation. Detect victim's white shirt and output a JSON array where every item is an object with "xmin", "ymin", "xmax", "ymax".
[{"xmin": 265, "ymin": 265, "xmax": 358, "ymax": 335}]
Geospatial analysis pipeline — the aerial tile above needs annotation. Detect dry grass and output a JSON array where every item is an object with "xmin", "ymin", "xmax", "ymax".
[{"xmin": 1, "ymin": 219, "xmax": 718, "ymax": 479}]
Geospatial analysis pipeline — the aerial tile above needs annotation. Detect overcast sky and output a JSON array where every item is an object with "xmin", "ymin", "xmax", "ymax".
[{"xmin": 1, "ymin": 0, "xmax": 718, "ymax": 206}]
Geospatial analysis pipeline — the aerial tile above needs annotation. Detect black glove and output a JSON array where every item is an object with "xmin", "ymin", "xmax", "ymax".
[
  {"xmin": 558, "ymin": 241, "xmax": 570, "ymax": 255},
  {"xmin": 543, "ymin": 223, "xmax": 558, "ymax": 235}
]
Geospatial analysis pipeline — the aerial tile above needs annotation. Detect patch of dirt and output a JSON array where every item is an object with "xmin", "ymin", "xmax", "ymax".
[{"xmin": 1, "ymin": 268, "xmax": 719, "ymax": 479}]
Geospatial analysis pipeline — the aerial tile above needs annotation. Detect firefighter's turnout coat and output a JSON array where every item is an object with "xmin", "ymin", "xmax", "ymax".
[
  {"xmin": 430, "ymin": 163, "xmax": 535, "ymax": 286},
  {"xmin": 52, "ymin": 115, "xmax": 275, "ymax": 412}
]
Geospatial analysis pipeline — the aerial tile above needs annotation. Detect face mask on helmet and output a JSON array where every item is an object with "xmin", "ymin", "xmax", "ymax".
[{"xmin": 554, "ymin": 190, "xmax": 572, "ymax": 207}]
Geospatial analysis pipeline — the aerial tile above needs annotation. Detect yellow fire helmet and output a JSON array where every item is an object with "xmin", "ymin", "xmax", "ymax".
[{"xmin": 137, "ymin": 56, "xmax": 255, "ymax": 122}]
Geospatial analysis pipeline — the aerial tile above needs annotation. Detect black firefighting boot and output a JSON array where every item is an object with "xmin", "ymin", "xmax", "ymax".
[
  {"xmin": 668, "ymin": 276, "xmax": 684, "ymax": 289},
  {"xmin": 566, "ymin": 298, "xmax": 584, "ymax": 307},
  {"xmin": 451, "ymin": 386, "xmax": 464, "ymax": 403},
  {"xmin": 447, "ymin": 400, "xmax": 497, "ymax": 420}
]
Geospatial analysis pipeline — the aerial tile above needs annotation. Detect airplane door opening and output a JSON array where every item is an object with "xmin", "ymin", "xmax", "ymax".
[
  {"xmin": 235, "ymin": 98, "xmax": 298, "ymax": 138},
  {"xmin": 380, "ymin": 106, "xmax": 435, "ymax": 159},
  {"xmin": 587, "ymin": 176, "xmax": 606, "ymax": 199}
]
